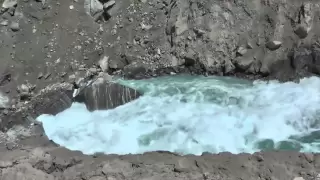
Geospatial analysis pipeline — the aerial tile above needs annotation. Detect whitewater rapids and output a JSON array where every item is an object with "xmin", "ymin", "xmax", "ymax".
[{"xmin": 37, "ymin": 75, "xmax": 320, "ymax": 155}]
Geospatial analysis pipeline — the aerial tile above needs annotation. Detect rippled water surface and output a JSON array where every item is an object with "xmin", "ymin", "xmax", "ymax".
[{"xmin": 37, "ymin": 75, "xmax": 320, "ymax": 155}]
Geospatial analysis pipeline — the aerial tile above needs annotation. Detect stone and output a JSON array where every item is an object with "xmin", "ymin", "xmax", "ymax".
[
  {"xmin": 30, "ymin": 83, "xmax": 74, "ymax": 116},
  {"xmin": 17, "ymin": 84, "xmax": 31, "ymax": 93},
  {"xmin": 74, "ymin": 79, "xmax": 141, "ymax": 111},
  {"xmin": 2, "ymin": 0, "xmax": 17, "ymax": 9},
  {"xmin": 0, "ymin": 20, "xmax": 9, "ymax": 26},
  {"xmin": 174, "ymin": 158, "xmax": 198, "ymax": 173},
  {"xmin": 0, "ymin": 92, "xmax": 9, "ymax": 109},
  {"xmin": 266, "ymin": 41, "xmax": 282, "ymax": 51},
  {"xmin": 293, "ymin": 177, "xmax": 305, "ymax": 180},
  {"xmin": 292, "ymin": 48, "xmax": 313, "ymax": 70},
  {"xmin": 37, "ymin": 72, "xmax": 44, "ymax": 79},
  {"xmin": 183, "ymin": 52, "xmax": 196, "ymax": 66},
  {"xmin": 108, "ymin": 59, "xmax": 128, "ymax": 69},
  {"xmin": 103, "ymin": 0, "xmax": 115, "ymax": 10},
  {"xmin": 123, "ymin": 62, "xmax": 147, "ymax": 79},
  {"xmin": 99, "ymin": 56, "xmax": 109, "ymax": 72},
  {"xmin": 84, "ymin": 0, "xmax": 103, "ymax": 17},
  {"xmin": 0, "ymin": 161, "xmax": 13, "ymax": 168},
  {"xmin": 0, "ymin": 72, "xmax": 11, "ymax": 86},
  {"xmin": 233, "ymin": 56, "xmax": 254, "ymax": 71},
  {"xmin": 294, "ymin": 25, "xmax": 309, "ymax": 39},
  {"xmin": 89, "ymin": 176, "xmax": 106, "ymax": 180},
  {"xmin": 0, "ymin": 163, "xmax": 55, "ymax": 180},
  {"xmin": 20, "ymin": 92, "xmax": 32, "ymax": 100},
  {"xmin": 10, "ymin": 22, "xmax": 19, "ymax": 32},
  {"xmin": 101, "ymin": 160, "xmax": 132, "ymax": 176},
  {"xmin": 224, "ymin": 59, "xmax": 235, "ymax": 74},
  {"xmin": 88, "ymin": 67, "xmax": 98, "ymax": 74},
  {"xmin": 237, "ymin": 46, "xmax": 247, "ymax": 56},
  {"xmin": 97, "ymin": 72, "xmax": 112, "ymax": 81},
  {"xmin": 0, "ymin": 93, "xmax": 9, "ymax": 109}
]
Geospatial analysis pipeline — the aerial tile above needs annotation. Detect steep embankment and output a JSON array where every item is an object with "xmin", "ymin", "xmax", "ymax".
[{"xmin": 1, "ymin": 0, "xmax": 320, "ymax": 105}]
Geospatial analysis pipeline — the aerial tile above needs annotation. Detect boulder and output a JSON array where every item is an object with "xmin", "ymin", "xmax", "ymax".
[
  {"xmin": 123, "ymin": 62, "xmax": 147, "ymax": 79},
  {"xmin": 84, "ymin": 0, "xmax": 103, "ymax": 17},
  {"xmin": 294, "ymin": 25, "xmax": 309, "ymax": 39},
  {"xmin": 233, "ymin": 56, "xmax": 254, "ymax": 71},
  {"xmin": 266, "ymin": 41, "xmax": 282, "ymax": 51},
  {"xmin": 2, "ymin": 0, "xmax": 17, "ymax": 9},
  {"xmin": 74, "ymin": 78, "xmax": 141, "ymax": 111}
]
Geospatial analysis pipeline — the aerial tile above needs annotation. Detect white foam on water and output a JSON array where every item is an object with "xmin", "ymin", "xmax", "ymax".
[{"xmin": 37, "ymin": 75, "xmax": 320, "ymax": 155}]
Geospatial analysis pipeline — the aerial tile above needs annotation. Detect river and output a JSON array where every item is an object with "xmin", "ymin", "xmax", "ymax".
[{"xmin": 37, "ymin": 75, "xmax": 320, "ymax": 155}]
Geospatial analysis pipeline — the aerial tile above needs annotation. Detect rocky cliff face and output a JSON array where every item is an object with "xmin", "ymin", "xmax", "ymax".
[
  {"xmin": 0, "ymin": 0, "xmax": 320, "ymax": 105},
  {"xmin": 103, "ymin": 0, "xmax": 320, "ymax": 80}
]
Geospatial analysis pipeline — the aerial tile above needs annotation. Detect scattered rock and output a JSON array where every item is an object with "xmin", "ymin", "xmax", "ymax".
[
  {"xmin": 174, "ymin": 158, "xmax": 198, "ymax": 173},
  {"xmin": 37, "ymin": 72, "xmax": 44, "ymax": 79},
  {"xmin": 17, "ymin": 84, "xmax": 31, "ymax": 93},
  {"xmin": 84, "ymin": 0, "xmax": 103, "ymax": 17},
  {"xmin": 123, "ymin": 62, "xmax": 147, "ymax": 79},
  {"xmin": 294, "ymin": 25, "xmax": 309, "ymax": 39},
  {"xmin": 0, "ymin": 73, "xmax": 11, "ymax": 86},
  {"xmin": 98, "ymin": 56, "xmax": 109, "ymax": 72},
  {"xmin": 101, "ymin": 159, "xmax": 132, "ymax": 176},
  {"xmin": 183, "ymin": 52, "xmax": 196, "ymax": 66},
  {"xmin": 236, "ymin": 47, "xmax": 247, "ymax": 56},
  {"xmin": 233, "ymin": 57, "xmax": 254, "ymax": 71},
  {"xmin": 224, "ymin": 59, "xmax": 235, "ymax": 74},
  {"xmin": 293, "ymin": 177, "xmax": 305, "ymax": 180},
  {"xmin": 265, "ymin": 41, "xmax": 282, "ymax": 51},
  {"xmin": 44, "ymin": 73, "xmax": 51, "ymax": 79},
  {"xmin": 2, "ymin": 0, "xmax": 17, "ymax": 9},
  {"xmin": 103, "ymin": 0, "xmax": 115, "ymax": 10},
  {"xmin": 10, "ymin": 22, "xmax": 19, "ymax": 32},
  {"xmin": 0, "ymin": 161, "xmax": 13, "ymax": 168},
  {"xmin": 1, "ymin": 163, "xmax": 55, "ymax": 180},
  {"xmin": 108, "ymin": 59, "xmax": 127, "ymax": 69},
  {"xmin": 193, "ymin": 27, "xmax": 206, "ymax": 36},
  {"xmin": 0, "ymin": 20, "xmax": 9, "ymax": 26}
]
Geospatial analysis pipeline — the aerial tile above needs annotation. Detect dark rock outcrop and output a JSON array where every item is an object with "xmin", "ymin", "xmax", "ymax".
[
  {"xmin": 0, "ymin": 83, "xmax": 74, "ymax": 131},
  {"xmin": 74, "ymin": 77, "xmax": 141, "ymax": 111}
]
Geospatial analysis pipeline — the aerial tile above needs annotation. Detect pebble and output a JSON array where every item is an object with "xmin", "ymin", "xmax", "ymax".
[
  {"xmin": 10, "ymin": 22, "xmax": 19, "ymax": 31},
  {"xmin": 103, "ymin": 0, "xmax": 115, "ymax": 10},
  {"xmin": 0, "ymin": 20, "xmax": 9, "ymax": 26}
]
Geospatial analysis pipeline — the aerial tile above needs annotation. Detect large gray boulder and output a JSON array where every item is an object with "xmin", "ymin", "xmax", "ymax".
[{"xmin": 74, "ymin": 77, "xmax": 141, "ymax": 111}]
